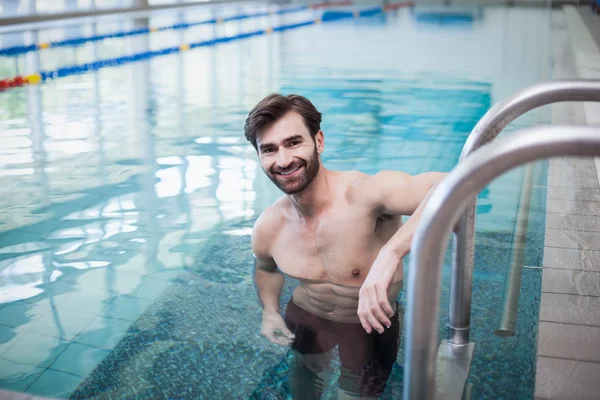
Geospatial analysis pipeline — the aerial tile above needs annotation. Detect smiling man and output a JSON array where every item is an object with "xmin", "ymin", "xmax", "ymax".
[{"xmin": 246, "ymin": 93, "xmax": 446, "ymax": 399}]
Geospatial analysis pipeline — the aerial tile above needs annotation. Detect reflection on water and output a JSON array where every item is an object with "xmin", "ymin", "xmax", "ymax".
[{"xmin": 0, "ymin": 3, "xmax": 551, "ymax": 399}]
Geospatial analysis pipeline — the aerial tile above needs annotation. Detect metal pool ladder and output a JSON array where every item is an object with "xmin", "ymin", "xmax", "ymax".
[{"xmin": 402, "ymin": 79, "xmax": 600, "ymax": 400}]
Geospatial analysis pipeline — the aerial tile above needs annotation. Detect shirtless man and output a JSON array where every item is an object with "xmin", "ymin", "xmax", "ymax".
[{"xmin": 245, "ymin": 94, "xmax": 446, "ymax": 399}]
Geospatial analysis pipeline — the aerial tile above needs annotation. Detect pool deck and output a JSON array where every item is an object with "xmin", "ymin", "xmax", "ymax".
[{"xmin": 534, "ymin": 5, "xmax": 600, "ymax": 400}]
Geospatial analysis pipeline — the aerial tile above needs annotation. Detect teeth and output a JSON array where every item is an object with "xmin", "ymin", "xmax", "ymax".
[{"xmin": 280, "ymin": 167, "xmax": 300, "ymax": 175}]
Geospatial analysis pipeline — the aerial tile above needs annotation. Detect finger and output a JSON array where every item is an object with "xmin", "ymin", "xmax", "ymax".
[
  {"xmin": 358, "ymin": 294, "xmax": 373, "ymax": 334},
  {"xmin": 359, "ymin": 312, "xmax": 372, "ymax": 334},
  {"xmin": 367, "ymin": 287, "xmax": 391, "ymax": 332},
  {"xmin": 278, "ymin": 324, "xmax": 295, "ymax": 339},
  {"xmin": 358, "ymin": 311, "xmax": 372, "ymax": 334},
  {"xmin": 272, "ymin": 336, "xmax": 294, "ymax": 346},
  {"xmin": 262, "ymin": 330, "xmax": 277, "ymax": 343},
  {"xmin": 376, "ymin": 285, "xmax": 395, "ymax": 317},
  {"xmin": 363, "ymin": 291, "xmax": 385, "ymax": 334},
  {"xmin": 263, "ymin": 330, "xmax": 291, "ymax": 345},
  {"xmin": 366, "ymin": 313, "xmax": 385, "ymax": 335}
]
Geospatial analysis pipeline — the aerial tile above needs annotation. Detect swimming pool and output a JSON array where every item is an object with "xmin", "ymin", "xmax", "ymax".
[{"xmin": 0, "ymin": 2, "xmax": 552, "ymax": 398}]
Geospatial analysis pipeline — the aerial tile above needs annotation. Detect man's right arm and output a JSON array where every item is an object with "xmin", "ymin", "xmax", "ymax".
[
  {"xmin": 251, "ymin": 212, "xmax": 295, "ymax": 345},
  {"xmin": 251, "ymin": 210, "xmax": 283, "ymax": 313},
  {"xmin": 253, "ymin": 255, "xmax": 285, "ymax": 314}
]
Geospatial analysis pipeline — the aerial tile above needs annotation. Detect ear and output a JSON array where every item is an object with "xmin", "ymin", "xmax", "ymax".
[{"xmin": 314, "ymin": 130, "xmax": 325, "ymax": 154}]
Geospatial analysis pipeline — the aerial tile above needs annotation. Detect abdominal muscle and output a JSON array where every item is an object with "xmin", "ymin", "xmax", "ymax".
[{"xmin": 288, "ymin": 275, "xmax": 404, "ymax": 324}]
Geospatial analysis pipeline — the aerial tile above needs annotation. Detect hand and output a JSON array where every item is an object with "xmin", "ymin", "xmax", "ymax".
[
  {"xmin": 358, "ymin": 250, "xmax": 398, "ymax": 334},
  {"xmin": 261, "ymin": 311, "xmax": 295, "ymax": 345}
]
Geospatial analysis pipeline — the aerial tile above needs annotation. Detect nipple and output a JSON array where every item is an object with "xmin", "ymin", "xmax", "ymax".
[{"xmin": 352, "ymin": 268, "xmax": 361, "ymax": 277}]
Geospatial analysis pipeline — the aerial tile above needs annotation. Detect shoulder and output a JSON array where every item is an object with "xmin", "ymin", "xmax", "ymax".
[
  {"xmin": 349, "ymin": 170, "xmax": 448, "ymax": 215},
  {"xmin": 346, "ymin": 170, "xmax": 411, "ymax": 206},
  {"xmin": 251, "ymin": 197, "xmax": 287, "ymax": 259}
]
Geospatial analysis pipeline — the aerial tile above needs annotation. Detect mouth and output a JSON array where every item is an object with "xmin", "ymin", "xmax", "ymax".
[{"xmin": 275, "ymin": 165, "xmax": 303, "ymax": 178}]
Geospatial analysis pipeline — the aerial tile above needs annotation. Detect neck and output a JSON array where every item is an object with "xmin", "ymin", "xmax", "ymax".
[{"xmin": 288, "ymin": 166, "xmax": 333, "ymax": 218}]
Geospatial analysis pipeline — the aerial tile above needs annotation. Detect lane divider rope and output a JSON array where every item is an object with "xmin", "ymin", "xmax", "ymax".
[
  {"xmin": 0, "ymin": 1, "xmax": 354, "ymax": 57},
  {"xmin": 0, "ymin": 2, "xmax": 413, "ymax": 92}
]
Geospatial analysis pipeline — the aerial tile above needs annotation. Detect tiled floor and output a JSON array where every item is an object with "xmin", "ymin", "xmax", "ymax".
[
  {"xmin": 535, "ymin": 6, "xmax": 600, "ymax": 400},
  {"xmin": 0, "ymin": 389, "xmax": 52, "ymax": 400},
  {"xmin": 0, "ymin": 189, "xmax": 182, "ymax": 397},
  {"xmin": 580, "ymin": 6, "xmax": 600, "ymax": 51},
  {"xmin": 0, "ymin": 257, "xmax": 169, "ymax": 398}
]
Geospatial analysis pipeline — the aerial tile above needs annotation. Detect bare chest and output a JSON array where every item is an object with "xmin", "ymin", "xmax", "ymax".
[{"xmin": 271, "ymin": 206, "xmax": 399, "ymax": 283}]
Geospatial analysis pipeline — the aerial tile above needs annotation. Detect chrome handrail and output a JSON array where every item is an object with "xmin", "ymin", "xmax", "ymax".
[
  {"xmin": 403, "ymin": 125, "xmax": 600, "ymax": 400},
  {"xmin": 448, "ymin": 79, "xmax": 600, "ymax": 345}
]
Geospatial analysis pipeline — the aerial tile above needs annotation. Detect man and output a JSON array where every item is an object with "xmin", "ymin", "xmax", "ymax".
[{"xmin": 245, "ymin": 93, "xmax": 446, "ymax": 399}]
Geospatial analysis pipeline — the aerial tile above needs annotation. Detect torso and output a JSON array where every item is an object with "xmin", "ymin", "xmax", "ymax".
[{"xmin": 268, "ymin": 171, "xmax": 404, "ymax": 323}]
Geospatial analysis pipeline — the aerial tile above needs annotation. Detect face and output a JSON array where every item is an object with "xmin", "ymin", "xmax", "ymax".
[{"xmin": 256, "ymin": 112, "xmax": 324, "ymax": 195}]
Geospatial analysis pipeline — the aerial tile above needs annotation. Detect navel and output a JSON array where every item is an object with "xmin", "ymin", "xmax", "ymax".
[{"xmin": 352, "ymin": 268, "xmax": 361, "ymax": 277}]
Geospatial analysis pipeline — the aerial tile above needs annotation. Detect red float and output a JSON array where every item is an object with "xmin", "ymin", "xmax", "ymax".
[
  {"xmin": 384, "ymin": 1, "xmax": 414, "ymax": 11},
  {"xmin": 0, "ymin": 75, "xmax": 29, "ymax": 91},
  {"xmin": 312, "ymin": 0, "xmax": 352, "ymax": 9}
]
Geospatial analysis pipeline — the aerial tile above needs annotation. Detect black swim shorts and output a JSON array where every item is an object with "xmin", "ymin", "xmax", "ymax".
[{"xmin": 284, "ymin": 299, "xmax": 401, "ymax": 397}]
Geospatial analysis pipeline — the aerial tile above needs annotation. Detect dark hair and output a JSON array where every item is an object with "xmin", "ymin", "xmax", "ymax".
[{"xmin": 244, "ymin": 93, "xmax": 322, "ymax": 150}]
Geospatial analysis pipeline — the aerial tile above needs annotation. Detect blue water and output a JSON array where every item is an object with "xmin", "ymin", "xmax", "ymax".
[{"xmin": 0, "ymin": 2, "xmax": 552, "ymax": 399}]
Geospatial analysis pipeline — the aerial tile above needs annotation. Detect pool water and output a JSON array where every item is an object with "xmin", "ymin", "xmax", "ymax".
[{"xmin": 0, "ymin": 2, "xmax": 552, "ymax": 399}]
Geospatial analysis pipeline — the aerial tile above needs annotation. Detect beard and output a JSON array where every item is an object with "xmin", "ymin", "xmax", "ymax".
[{"xmin": 266, "ymin": 147, "xmax": 320, "ymax": 195}]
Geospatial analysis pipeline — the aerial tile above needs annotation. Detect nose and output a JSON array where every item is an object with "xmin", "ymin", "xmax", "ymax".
[{"xmin": 276, "ymin": 148, "xmax": 293, "ymax": 168}]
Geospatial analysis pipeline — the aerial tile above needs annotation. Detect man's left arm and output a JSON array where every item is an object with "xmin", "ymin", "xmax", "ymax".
[{"xmin": 355, "ymin": 170, "xmax": 447, "ymax": 334}]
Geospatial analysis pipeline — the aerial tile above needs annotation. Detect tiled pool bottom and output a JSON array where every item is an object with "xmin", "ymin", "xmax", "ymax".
[{"xmin": 55, "ymin": 205, "xmax": 546, "ymax": 400}]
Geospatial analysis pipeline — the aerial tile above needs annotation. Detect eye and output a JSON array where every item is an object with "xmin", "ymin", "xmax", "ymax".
[{"xmin": 289, "ymin": 140, "xmax": 301, "ymax": 146}]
